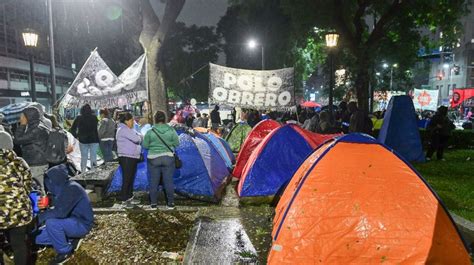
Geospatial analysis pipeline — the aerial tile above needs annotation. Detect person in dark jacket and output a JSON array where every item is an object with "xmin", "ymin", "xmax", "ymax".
[
  {"xmin": 426, "ymin": 106, "xmax": 455, "ymax": 161},
  {"xmin": 210, "ymin": 105, "xmax": 221, "ymax": 131},
  {"xmin": 70, "ymin": 104, "xmax": 100, "ymax": 172},
  {"xmin": 35, "ymin": 164, "xmax": 94, "ymax": 264},
  {"xmin": 14, "ymin": 107, "xmax": 49, "ymax": 189},
  {"xmin": 348, "ymin": 102, "xmax": 373, "ymax": 134},
  {"xmin": 98, "ymin": 109, "xmax": 116, "ymax": 163}
]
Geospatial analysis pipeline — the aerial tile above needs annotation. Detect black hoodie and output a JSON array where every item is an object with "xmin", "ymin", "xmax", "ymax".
[{"xmin": 13, "ymin": 107, "xmax": 50, "ymax": 166}]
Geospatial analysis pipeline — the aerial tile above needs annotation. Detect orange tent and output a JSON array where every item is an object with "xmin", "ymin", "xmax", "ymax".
[
  {"xmin": 193, "ymin": 127, "xmax": 220, "ymax": 137},
  {"xmin": 233, "ymin": 119, "xmax": 281, "ymax": 178},
  {"xmin": 269, "ymin": 134, "xmax": 470, "ymax": 264}
]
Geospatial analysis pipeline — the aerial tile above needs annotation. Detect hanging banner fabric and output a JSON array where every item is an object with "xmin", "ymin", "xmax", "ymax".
[
  {"xmin": 209, "ymin": 63, "xmax": 295, "ymax": 110},
  {"xmin": 412, "ymin": 89, "xmax": 439, "ymax": 111},
  {"xmin": 451, "ymin": 88, "xmax": 474, "ymax": 108},
  {"xmin": 60, "ymin": 51, "xmax": 147, "ymax": 109}
]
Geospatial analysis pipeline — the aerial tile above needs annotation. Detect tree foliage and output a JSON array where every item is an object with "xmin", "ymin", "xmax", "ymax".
[
  {"xmin": 280, "ymin": 0, "xmax": 470, "ymax": 112},
  {"xmin": 160, "ymin": 22, "xmax": 221, "ymax": 101}
]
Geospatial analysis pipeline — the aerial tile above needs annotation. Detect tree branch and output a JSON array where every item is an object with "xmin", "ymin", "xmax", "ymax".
[
  {"xmin": 154, "ymin": 0, "xmax": 185, "ymax": 44},
  {"xmin": 334, "ymin": 0, "xmax": 357, "ymax": 53},
  {"xmin": 353, "ymin": 0, "xmax": 370, "ymax": 44},
  {"xmin": 366, "ymin": 0, "xmax": 412, "ymax": 48},
  {"xmin": 139, "ymin": 0, "xmax": 161, "ymax": 48}
]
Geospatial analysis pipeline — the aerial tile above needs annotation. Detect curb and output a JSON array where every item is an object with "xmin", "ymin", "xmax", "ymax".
[{"xmin": 451, "ymin": 212, "xmax": 474, "ymax": 253}]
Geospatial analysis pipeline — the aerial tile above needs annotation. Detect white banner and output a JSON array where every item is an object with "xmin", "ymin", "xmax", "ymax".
[
  {"xmin": 209, "ymin": 63, "xmax": 294, "ymax": 109},
  {"xmin": 60, "ymin": 51, "xmax": 147, "ymax": 109},
  {"xmin": 413, "ymin": 89, "xmax": 439, "ymax": 111}
]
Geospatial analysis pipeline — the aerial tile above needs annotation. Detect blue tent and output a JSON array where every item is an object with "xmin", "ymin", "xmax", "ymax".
[
  {"xmin": 238, "ymin": 125, "xmax": 328, "ymax": 198},
  {"xmin": 108, "ymin": 132, "xmax": 231, "ymax": 201},
  {"xmin": 378, "ymin": 95, "xmax": 425, "ymax": 162},
  {"xmin": 198, "ymin": 133, "xmax": 235, "ymax": 169}
]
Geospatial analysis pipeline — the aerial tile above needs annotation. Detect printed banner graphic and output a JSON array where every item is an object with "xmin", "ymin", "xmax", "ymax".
[
  {"xmin": 451, "ymin": 88, "xmax": 474, "ymax": 108},
  {"xmin": 413, "ymin": 89, "xmax": 439, "ymax": 111},
  {"xmin": 60, "ymin": 51, "xmax": 147, "ymax": 109},
  {"xmin": 209, "ymin": 63, "xmax": 294, "ymax": 109}
]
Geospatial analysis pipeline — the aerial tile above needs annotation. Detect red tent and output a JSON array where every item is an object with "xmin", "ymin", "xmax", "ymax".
[{"xmin": 232, "ymin": 120, "xmax": 281, "ymax": 178}]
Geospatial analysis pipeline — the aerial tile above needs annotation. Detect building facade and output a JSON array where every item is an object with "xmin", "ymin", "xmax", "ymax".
[
  {"xmin": 428, "ymin": 4, "xmax": 474, "ymax": 106},
  {"xmin": 0, "ymin": 1, "xmax": 74, "ymax": 110}
]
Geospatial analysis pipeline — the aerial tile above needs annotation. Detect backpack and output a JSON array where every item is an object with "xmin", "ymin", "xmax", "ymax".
[{"xmin": 46, "ymin": 128, "xmax": 68, "ymax": 164}]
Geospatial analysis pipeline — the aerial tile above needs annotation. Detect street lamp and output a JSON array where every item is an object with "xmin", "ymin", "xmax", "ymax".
[
  {"xmin": 247, "ymin": 39, "xmax": 265, "ymax": 70},
  {"xmin": 22, "ymin": 29, "xmax": 39, "ymax": 102},
  {"xmin": 382, "ymin": 62, "xmax": 398, "ymax": 91},
  {"xmin": 325, "ymin": 32, "xmax": 339, "ymax": 119}
]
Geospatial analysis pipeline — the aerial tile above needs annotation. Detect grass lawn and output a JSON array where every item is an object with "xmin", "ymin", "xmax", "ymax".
[{"xmin": 413, "ymin": 149, "xmax": 474, "ymax": 222}]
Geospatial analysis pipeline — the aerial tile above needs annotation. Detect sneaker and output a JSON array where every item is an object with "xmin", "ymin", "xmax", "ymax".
[
  {"xmin": 150, "ymin": 204, "xmax": 157, "ymax": 209},
  {"xmin": 127, "ymin": 196, "xmax": 140, "ymax": 205},
  {"xmin": 166, "ymin": 204, "xmax": 175, "ymax": 210},
  {"xmin": 426, "ymin": 157, "xmax": 431, "ymax": 161},
  {"xmin": 111, "ymin": 203, "xmax": 124, "ymax": 209},
  {"xmin": 71, "ymin": 238, "xmax": 83, "ymax": 252},
  {"xmin": 49, "ymin": 252, "xmax": 73, "ymax": 264},
  {"xmin": 123, "ymin": 201, "xmax": 134, "ymax": 209}
]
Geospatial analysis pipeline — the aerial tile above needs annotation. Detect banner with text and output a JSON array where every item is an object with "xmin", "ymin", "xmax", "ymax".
[
  {"xmin": 413, "ymin": 88, "xmax": 439, "ymax": 111},
  {"xmin": 60, "ymin": 51, "xmax": 147, "ymax": 109},
  {"xmin": 209, "ymin": 63, "xmax": 294, "ymax": 109}
]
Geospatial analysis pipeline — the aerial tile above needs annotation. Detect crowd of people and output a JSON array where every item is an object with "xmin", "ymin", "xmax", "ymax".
[
  {"xmin": 0, "ymin": 98, "xmax": 464, "ymax": 263},
  {"xmin": 0, "ymin": 103, "xmax": 181, "ymax": 264}
]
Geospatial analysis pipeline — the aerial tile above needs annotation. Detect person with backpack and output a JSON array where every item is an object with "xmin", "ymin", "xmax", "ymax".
[
  {"xmin": 70, "ymin": 104, "xmax": 100, "ymax": 172},
  {"xmin": 115, "ymin": 112, "xmax": 143, "ymax": 208},
  {"xmin": 98, "ymin": 109, "xmax": 116, "ymax": 163},
  {"xmin": 14, "ymin": 107, "xmax": 50, "ymax": 190},
  {"xmin": 0, "ymin": 148, "xmax": 34, "ymax": 265},
  {"xmin": 44, "ymin": 115, "xmax": 70, "ymax": 169},
  {"xmin": 143, "ymin": 110, "xmax": 179, "ymax": 209}
]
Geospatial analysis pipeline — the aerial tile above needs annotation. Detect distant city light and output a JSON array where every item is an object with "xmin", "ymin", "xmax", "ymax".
[
  {"xmin": 376, "ymin": 72, "xmax": 381, "ymax": 76},
  {"xmin": 393, "ymin": 63, "xmax": 398, "ymax": 68},
  {"xmin": 383, "ymin": 63, "xmax": 389, "ymax": 68}
]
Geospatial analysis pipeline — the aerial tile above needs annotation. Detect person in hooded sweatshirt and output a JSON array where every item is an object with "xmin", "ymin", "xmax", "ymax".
[
  {"xmin": 143, "ymin": 110, "xmax": 179, "ymax": 209},
  {"xmin": 35, "ymin": 164, "xmax": 94, "ymax": 264},
  {"xmin": 14, "ymin": 107, "xmax": 50, "ymax": 189}
]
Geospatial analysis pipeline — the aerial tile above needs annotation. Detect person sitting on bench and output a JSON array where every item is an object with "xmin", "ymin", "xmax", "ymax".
[{"xmin": 35, "ymin": 164, "xmax": 94, "ymax": 264}]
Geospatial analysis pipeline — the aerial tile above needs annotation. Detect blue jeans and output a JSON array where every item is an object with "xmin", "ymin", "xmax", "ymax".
[
  {"xmin": 36, "ymin": 218, "xmax": 90, "ymax": 254},
  {"xmin": 79, "ymin": 143, "xmax": 99, "ymax": 172},
  {"xmin": 147, "ymin": 156, "xmax": 175, "ymax": 206},
  {"xmin": 99, "ymin": 140, "xmax": 114, "ymax": 162}
]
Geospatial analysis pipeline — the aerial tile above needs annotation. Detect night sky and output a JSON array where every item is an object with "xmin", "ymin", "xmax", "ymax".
[{"xmin": 152, "ymin": 0, "xmax": 228, "ymax": 27}]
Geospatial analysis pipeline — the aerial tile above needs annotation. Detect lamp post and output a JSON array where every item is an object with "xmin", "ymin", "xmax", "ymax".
[
  {"xmin": 47, "ymin": 0, "xmax": 57, "ymax": 105},
  {"xmin": 325, "ymin": 32, "xmax": 339, "ymax": 119},
  {"xmin": 247, "ymin": 39, "xmax": 265, "ymax": 70},
  {"xmin": 22, "ymin": 29, "xmax": 39, "ymax": 102},
  {"xmin": 383, "ymin": 63, "xmax": 398, "ymax": 91}
]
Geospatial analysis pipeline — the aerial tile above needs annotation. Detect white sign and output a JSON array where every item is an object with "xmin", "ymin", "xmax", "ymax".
[
  {"xmin": 209, "ymin": 63, "xmax": 294, "ymax": 109},
  {"xmin": 60, "ymin": 51, "xmax": 147, "ymax": 109},
  {"xmin": 413, "ymin": 89, "xmax": 439, "ymax": 111}
]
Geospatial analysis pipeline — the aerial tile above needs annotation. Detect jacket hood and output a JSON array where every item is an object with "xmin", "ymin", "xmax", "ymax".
[
  {"xmin": 45, "ymin": 164, "xmax": 69, "ymax": 196},
  {"xmin": 153, "ymin": 124, "xmax": 174, "ymax": 133},
  {"xmin": 23, "ymin": 107, "xmax": 41, "ymax": 126}
]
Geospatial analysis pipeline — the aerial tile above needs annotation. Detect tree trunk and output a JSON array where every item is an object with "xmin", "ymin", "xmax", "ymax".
[
  {"xmin": 354, "ymin": 55, "xmax": 370, "ymax": 114},
  {"xmin": 145, "ymin": 41, "xmax": 168, "ymax": 115}
]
